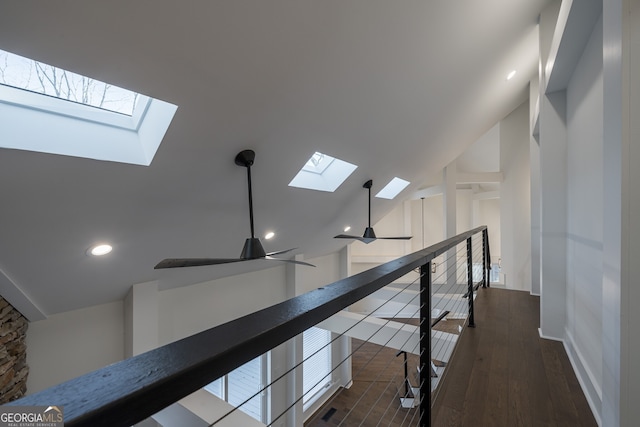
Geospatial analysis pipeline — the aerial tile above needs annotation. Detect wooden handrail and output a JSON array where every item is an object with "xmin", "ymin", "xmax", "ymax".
[{"xmin": 9, "ymin": 226, "xmax": 487, "ymax": 427}]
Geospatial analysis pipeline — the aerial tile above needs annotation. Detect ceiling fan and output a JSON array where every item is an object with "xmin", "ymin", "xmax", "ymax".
[
  {"xmin": 334, "ymin": 179, "xmax": 412, "ymax": 244},
  {"xmin": 155, "ymin": 149, "xmax": 314, "ymax": 269}
]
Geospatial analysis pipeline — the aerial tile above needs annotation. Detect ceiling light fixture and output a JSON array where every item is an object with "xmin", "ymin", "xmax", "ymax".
[
  {"xmin": 89, "ymin": 244, "xmax": 112, "ymax": 256},
  {"xmin": 264, "ymin": 231, "xmax": 275, "ymax": 240},
  {"xmin": 344, "ymin": 226, "xmax": 351, "ymax": 232},
  {"xmin": 506, "ymin": 70, "xmax": 517, "ymax": 80}
]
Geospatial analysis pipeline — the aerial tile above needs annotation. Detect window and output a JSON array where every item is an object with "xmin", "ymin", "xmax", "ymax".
[
  {"xmin": 490, "ymin": 263, "xmax": 501, "ymax": 283},
  {"xmin": 303, "ymin": 327, "xmax": 332, "ymax": 407},
  {"xmin": 205, "ymin": 355, "xmax": 267, "ymax": 423},
  {"xmin": 472, "ymin": 262, "xmax": 484, "ymax": 283},
  {"xmin": 228, "ymin": 358, "xmax": 263, "ymax": 421}
]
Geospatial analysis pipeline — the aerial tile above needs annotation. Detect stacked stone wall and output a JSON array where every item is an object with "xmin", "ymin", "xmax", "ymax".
[{"xmin": 0, "ymin": 296, "xmax": 28, "ymax": 403}]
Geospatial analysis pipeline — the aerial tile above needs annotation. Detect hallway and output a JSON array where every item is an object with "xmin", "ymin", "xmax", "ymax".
[{"xmin": 432, "ymin": 288, "xmax": 597, "ymax": 426}]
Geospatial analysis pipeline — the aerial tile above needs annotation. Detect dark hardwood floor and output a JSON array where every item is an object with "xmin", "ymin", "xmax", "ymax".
[
  {"xmin": 305, "ymin": 288, "xmax": 597, "ymax": 426},
  {"xmin": 305, "ymin": 338, "xmax": 421, "ymax": 427},
  {"xmin": 432, "ymin": 288, "xmax": 597, "ymax": 427}
]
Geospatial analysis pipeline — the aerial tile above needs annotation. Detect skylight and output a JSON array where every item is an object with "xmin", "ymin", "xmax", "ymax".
[
  {"xmin": 303, "ymin": 152, "xmax": 334, "ymax": 174},
  {"xmin": 0, "ymin": 49, "xmax": 138, "ymax": 115},
  {"xmin": 289, "ymin": 152, "xmax": 357, "ymax": 192},
  {"xmin": 0, "ymin": 49, "xmax": 177, "ymax": 166},
  {"xmin": 375, "ymin": 177, "xmax": 410, "ymax": 199}
]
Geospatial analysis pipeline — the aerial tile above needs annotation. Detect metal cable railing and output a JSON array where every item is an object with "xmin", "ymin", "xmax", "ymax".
[{"xmin": 10, "ymin": 227, "xmax": 490, "ymax": 427}]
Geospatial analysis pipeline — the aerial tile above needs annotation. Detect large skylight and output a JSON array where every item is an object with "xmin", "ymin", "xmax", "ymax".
[
  {"xmin": 0, "ymin": 49, "xmax": 138, "ymax": 115},
  {"xmin": 0, "ymin": 49, "xmax": 177, "ymax": 166},
  {"xmin": 375, "ymin": 177, "xmax": 410, "ymax": 199},
  {"xmin": 289, "ymin": 152, "xmax": 357, "ymax": 192}
]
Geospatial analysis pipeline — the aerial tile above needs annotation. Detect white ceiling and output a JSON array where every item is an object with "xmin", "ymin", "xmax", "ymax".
[{"xmin": 0, "ymin": 0, "xmax": 547, "ymax": 318}]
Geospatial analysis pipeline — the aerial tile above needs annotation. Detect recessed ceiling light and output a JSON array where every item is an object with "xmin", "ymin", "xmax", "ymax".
[
  {"xmin": 344, "ymin": 226, "xmax": 351, "ymax": 232},
  {"xmin": 89, "ymin": 244, "xmax": 112, "ymax": 256},
  {"xmin": 264, "ymin": 231, "xmax": 275, "ymax": 240},
  {"xmin": 506, "ymin": 70, "xmax": 517, "ymax": 80}
]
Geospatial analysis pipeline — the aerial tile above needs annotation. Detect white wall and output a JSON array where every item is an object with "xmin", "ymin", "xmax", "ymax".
[
  {"xmin": 410, "ymin": 195, "xmax": 444, "ymax": 252},
  {"xmin": 625, "ymin": 2, "xmax": 640, "ymax": 423},
  {"xmin": 350, "ymin": 201, "xmax": 410, "ymax": 259},
  {"xmin": 611, "ymin": 0, "xmax": 640, "ymax": 424},
  {"xmin": 456, "ymin": 189, "xmax": 473, "ymax": 234},
  {"xmin": 26, "ymin": 300, "xmax": 124, "ymax": 394},
  {"xmin": 564, "ymin": 13, "xmax": 604, "ymax": 411},
  {"xmin": 500, "ymin": 101, "xmax": 531, "ymax": 291},
  {"xmin": 456, "ymin": 123, "xmax": 500, "ymax": 173},
  {"xmin": 295, "ymin": 252, "xmax": 342, "ymax": 295},
  {"xmin": 536, "ymin": 0, "xmax": 640, "ymax": 423},
  {"xmin": 25, "ymin": 250, "xmax": 350, "ymax": 427},
  {"xmin": 158, "ymin": 265, "xmax": 288, "ymax": 345},
  {"xmin": 125, "ymin": 281, "xmax": 159, "ymax": 357},
  {"xmin": 478, "ymin": 198, "xmax": 501, "ymax": 262},
  {"xmin": 530, "ymin": 79, "xmax": 541, "ymax": 296}
]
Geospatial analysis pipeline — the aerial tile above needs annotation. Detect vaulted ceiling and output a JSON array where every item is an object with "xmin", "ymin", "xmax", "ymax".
[{"xmin": 0, "ymin": 0, "xmax": 547, "ymax": 318}]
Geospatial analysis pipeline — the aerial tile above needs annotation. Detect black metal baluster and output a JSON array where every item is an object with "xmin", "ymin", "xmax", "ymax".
[
  {"xmin": 467, "ymin": 237, "xmax": 475, "ymax": 328},
  {"xmin": 419, "ymin": 262, "xmax": 431, "ymax": 427}
]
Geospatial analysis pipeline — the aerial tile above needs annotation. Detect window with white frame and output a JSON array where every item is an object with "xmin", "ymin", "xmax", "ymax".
[
  {"xmin": 303, "ymin": 327, "xmax": 332, "ymax": 407},
  {"xmin": 205, "ymin": 354, "xmax": 267, "ymax": 423}
]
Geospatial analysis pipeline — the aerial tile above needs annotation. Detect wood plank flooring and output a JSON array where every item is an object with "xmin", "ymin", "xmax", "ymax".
[
  {"xmin": 432, "ymin": 288, "xmax": 597, "ymax": 427},
  {"xmin": 305, "ymin": 288, "xmax": 597, "ymax": 426},
  {"xmin": 305, "ymin": 338, "xmax": 421, "ymax": 426}
]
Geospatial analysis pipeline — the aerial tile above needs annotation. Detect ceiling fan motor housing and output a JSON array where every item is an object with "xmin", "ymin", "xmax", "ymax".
[
  {"xmin": 363, "ymin": 227, "xmax": 377, "ymax": 239},
  {"xmin": 241, "ymin": 237, "xmax": 267, "ymax": 259}
]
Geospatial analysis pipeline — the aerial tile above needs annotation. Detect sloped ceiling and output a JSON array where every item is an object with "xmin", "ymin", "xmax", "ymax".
[{"xmin": 0, "ymin": 0, "xmax": 546, "ymax": 317}]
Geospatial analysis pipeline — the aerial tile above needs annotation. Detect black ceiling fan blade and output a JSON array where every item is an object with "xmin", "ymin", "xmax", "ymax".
[
  {"xmin": 334, "ymin": 234, "xmax": 376, "ymax": 244},
  {"xmin": 376, "ymin": 236, "xmax": 413, "ymax": 240},
  {"xmin": 266, "ymin": 247, "xmax": 296, "ymax": 257},
  {"xmin": 265, "ymin": 256, "xmax": 316, "ymax": 267},
  {"xmin": 334, "ymin": 234, "xmax": 364, "ymax": 239},
  {"xmin": 154, "ymin": 258, "xmax": 247, "ymax": 269}
]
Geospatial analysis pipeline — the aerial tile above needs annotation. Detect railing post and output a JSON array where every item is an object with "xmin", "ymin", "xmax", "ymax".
[
  {"xmin": 482, "ymin": 229, "xmax": 487, "ymax": 288},
  {"xmin": 419, "ymin": 261, "xmax": 431, "ymax": 427},
  {"xmin": 466, "ymin": 237, "xmax": 475, "ymax": 328},
  {"xmin": 482, "ymin": 228, "xmax": 491, "ymax": 288}
]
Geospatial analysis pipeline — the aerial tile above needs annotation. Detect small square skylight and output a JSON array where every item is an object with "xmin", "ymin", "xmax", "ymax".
[
  {"xmin": 303, "ymin": 152, "xmax": 334, "ymax": 174},
  {"xmin": 289, "ymin": 152, "xmax": 357, "ymax": 192},
  {"xmin": 375, "ymin": 177, "xmax": 410, "ymax": 199}
]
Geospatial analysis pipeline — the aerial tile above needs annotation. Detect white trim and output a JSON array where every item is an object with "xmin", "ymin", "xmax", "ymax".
[
  {"xmin": 563, "ymin": 329, "xmax": 603, "ymax": 426},
  {"xmin": 537, "ymin": 328, "xmax": 563, "ymax": 342},
  {"xmin": 0, "ymin": 267, "xmax": 46, "ymax": 321},
  {"xmin": 0, "ymin": 85, "xmax": 177, "ymax": 166},
  {"xmin": 0, "ymin": 84, "xmax": 143, "ymax": 130},
  {"xmin": 537, "ymin": 328, "xmax": 602, "ymax": 426}
]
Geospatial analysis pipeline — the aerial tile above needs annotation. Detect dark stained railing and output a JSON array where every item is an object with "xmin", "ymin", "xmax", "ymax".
[{"xmin": 9, "ymin": 226, "xmax": 490, "ymax": 427}]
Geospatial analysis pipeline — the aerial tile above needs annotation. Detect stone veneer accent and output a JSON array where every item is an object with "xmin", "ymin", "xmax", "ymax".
[{"xmin": 0, "ymin": 296, "xmax": 28, "ymax": 403}]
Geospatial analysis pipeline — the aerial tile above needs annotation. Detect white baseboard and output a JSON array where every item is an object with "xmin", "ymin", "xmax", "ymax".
[
  {"xmin": 538, "ymin": 328, "xmax": 563, "ymax": 342},
  {"xmin": 563, "ymin": 329, "xmax": 602, "ymax": 427},
  {"xmin": 537, "ymin": 328, "xmax": 602, "ymax": 426}
]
